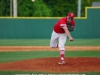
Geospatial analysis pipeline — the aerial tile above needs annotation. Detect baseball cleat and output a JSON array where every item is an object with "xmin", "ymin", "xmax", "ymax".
[{"xmin": 58, "ymin": 61, "xmax": 65, "ymax": 65}]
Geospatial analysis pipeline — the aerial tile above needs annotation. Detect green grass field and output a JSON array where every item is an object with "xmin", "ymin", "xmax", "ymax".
[
  {"xmin": 0, "ymin": 39, "xmax": 100, "ymax": 75},
  {"xmin": 0, "ymin": 39, "xmax": 100, "ymax": 46}
]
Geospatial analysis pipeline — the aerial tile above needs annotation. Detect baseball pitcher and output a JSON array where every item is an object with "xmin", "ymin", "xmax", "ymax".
[{"xmin": 50, "ymin": 12, "xmax": 75, "ymax": 65}]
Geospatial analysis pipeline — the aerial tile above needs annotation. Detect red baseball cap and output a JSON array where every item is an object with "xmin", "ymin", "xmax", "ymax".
[{"xmin": 67, "ymin": 12, "xmax": 75, "ymax": 18}]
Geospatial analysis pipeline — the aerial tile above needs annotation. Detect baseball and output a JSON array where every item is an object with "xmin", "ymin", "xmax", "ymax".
[{"xmin": 32, "ymin": 0, "xmax": 35, "ymax": 2}]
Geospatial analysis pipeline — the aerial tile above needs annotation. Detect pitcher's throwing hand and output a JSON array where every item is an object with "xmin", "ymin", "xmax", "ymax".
[{"xmin": 69, "ymin": 37, "xmax": 74, "ymax": 41}]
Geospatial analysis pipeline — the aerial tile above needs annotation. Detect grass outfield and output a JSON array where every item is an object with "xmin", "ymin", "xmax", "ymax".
[
  {"xmin": 0, "ymin": 71, "xmax": 100, "ymax": 75},
  {"xmin": 0, "ymin": 39, "xmax": 100, "ymax": 46},
  {"xmin": 0, "ymin": 39, "xmax": 100, "ymax": 75}
]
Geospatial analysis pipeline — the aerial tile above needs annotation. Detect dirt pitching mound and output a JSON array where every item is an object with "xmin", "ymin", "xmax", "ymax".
[{"xmin": 0, "ymin": 57, "xmax": 100, "ymax": 73}]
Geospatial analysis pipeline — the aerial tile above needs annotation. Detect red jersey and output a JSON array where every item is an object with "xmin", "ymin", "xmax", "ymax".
[{"xmin": 53, "ymin": 17, "xmax": 75, "ymax": 33}]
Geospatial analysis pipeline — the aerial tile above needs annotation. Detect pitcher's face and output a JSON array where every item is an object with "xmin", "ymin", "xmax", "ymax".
[{"xmin": 67, "ymin": 17, "xmax": 73, "ymax": 23}]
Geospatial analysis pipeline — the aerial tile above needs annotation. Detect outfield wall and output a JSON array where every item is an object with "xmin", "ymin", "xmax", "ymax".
[{"xmin": 0, "ymin": 7, "xmax": 100, "ymax": 39}]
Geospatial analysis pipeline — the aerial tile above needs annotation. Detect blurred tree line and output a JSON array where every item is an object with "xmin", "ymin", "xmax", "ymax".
[{"xmin": 0, "ymin": 0, "xmax": 100, "ymax": 17}]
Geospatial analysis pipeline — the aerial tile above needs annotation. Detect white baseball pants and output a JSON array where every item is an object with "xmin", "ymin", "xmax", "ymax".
[{"xmin": 50, "ymin": 31, "xmax": 67, "ymax": 50}]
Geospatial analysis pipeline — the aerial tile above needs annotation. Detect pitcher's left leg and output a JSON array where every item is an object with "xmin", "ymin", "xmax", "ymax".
[
  {"xmin": 58, "ymin": 34, "xmax": 67, "ymax": 64},
  {"xmin": 50, "ymin": 31, "xmax": 59, "ymax": 48}
]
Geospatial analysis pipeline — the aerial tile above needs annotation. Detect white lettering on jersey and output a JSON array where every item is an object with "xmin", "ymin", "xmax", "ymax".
[{"xmin": 60, "ymin": 24, "xmax": 66, "ymax": 28}]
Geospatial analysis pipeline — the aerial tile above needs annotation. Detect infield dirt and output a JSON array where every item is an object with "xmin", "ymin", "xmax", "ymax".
[
  {"xmin": 0, "ymin": 46, "xmax": 100, "ymax": 51},
  {"xmin": 0, "ymin": 57, "xmax": 100, "ymax": 73}
]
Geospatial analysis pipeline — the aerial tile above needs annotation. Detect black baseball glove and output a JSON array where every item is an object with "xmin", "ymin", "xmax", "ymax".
[{"xmin": 67, "ymin": 22, "xmax": 75, "ymax": 32}]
